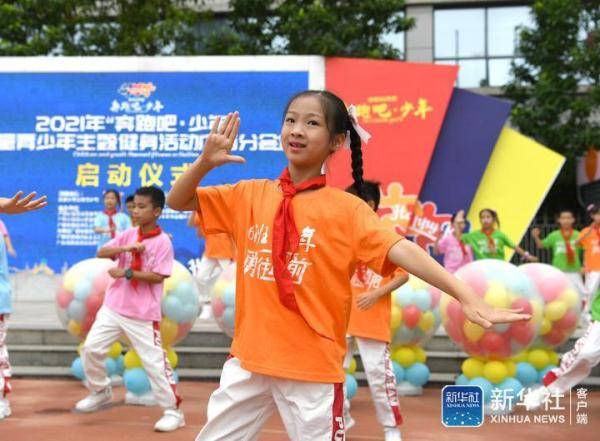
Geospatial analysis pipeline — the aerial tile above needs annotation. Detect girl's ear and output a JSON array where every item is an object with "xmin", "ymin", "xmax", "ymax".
[{"xmin": 330, "ymin": 133, "xmax": 346, "ymax": 153}]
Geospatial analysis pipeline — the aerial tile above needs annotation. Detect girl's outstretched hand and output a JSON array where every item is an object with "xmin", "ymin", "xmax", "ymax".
[
  {"xmin": 200, "ymin": 112, "xmax": 244, "ymax": 168},
  {"xmin": 461, "ymin": 293, "xmax": 531, "ymax": 329},
  {"xmin": 0, "ymin": 191, "xmax": 48, "ymax": 214}
]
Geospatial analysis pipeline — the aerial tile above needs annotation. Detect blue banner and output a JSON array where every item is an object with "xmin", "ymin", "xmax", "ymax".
[{"xmin": 0, "ymin": 71, "xmax": 309, "ymax": 271}]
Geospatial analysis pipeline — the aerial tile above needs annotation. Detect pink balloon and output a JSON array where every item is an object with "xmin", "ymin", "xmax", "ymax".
[
  {"xmin": 212, "ymin": 297, "xmax": 225, "ymax": 318},
  {"xmin": 555, "ymin": 310, "xmax": 577, "ymax": 331},
  {"xmin": 510, "ymin": 322, "xmax": 534, "ymax": 346},
  {"xmin": 56, "ymin": 289, "xmax": 74, "ymax": 309},
  {"xmin": 511, "ymin": 298, "xmax": 533, "ymax": 315},
  {"xmin": 403, "ymin": 305, "xmax": 421, "ymax": 329},
  {"xmin": 429, "ymin": 288, "xmax": 441, "ymax": 308},
  {"xmin": 447, "ymin": 300, "xmax": 464, "ymax": 324},
  {"xmin": 92, "ymin": 271, "xmax": 111, "ymax": 295},
  {"xmin": 538, "ymin": 274, "xmax": 569, "ymax": 302},
  {"xmin": 445, "ymin": 320, "xmax": 463, "ymax": 344},
  {"xmin": 85, "ymin": 293, "xmax": 103, "ymax": 317},
  {"xmin": 175, "ymin": 321, "xmax": 194, "ymax": 343},
  {"xmin": 458, "ymin": 269, "xmax": 488, "ymax": 297}
]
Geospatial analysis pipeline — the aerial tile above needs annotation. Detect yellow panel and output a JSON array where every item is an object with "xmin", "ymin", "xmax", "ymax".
[{"xmin": 467, "ymin": 127, "xmax": 565, "ymax": 260}]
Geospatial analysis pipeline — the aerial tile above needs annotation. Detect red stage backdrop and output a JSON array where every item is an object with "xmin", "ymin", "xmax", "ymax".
[{"xmin": 325, "ymin": 58, "xmax": 457, "ymax": 234}]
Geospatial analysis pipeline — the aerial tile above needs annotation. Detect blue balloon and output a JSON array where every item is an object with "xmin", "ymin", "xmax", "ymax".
[
  {"xmin": 71, "ymin": 357, "xmax": 85, "ymax": 380},
  {"xmin": 105, "ymin": 357, "xmax": 117, "ymax": 377},
  {"xmin": 173, "ymin": 281, "xmax": 196, "ymax": 304},
  {"xmin": 223, "ymin": 285, "xmax": 236, "ymax": 307},
  {"xmin": 413, "ymin": 289, "xmax": 432, "ymax": 311},
  {"xmin": 115, "ymin": 355, "xmax": 125, "ymax": 375},
  {"xmin": 498, "ymin": 377, "xmax": 523, "ymax": 401},
  {"xmin": 345, "ymin": 374, "xmax": 358, "ymax": 400},
  {"xmin": 538, "ymin": 365, "xmax": 557, "ymax": 384},
  {"xmin": 392, "ymin": 361, "xmax": 405, "ymax": 383},
  {"xmin": 222, "ymin": 307, "xmax": 235, "ymax": 329},
  {"xmin": 67, "ymin": 299, "xmax": 86, "ymax": 321},
  {"xmin": 393, "ymin": 325, "xmax": 413, "ymax": 344},
  {"xmin": 396, "ymin": 285, "xmax": 415, "ymax": 308},
  {"xmin": 172, "ymin": 370, "xmax": 179, "ymax": 384},
  {"xmin": 516, "ymin": 362, "xmax": 538, "ymax": 387},
  {"xmin": 74, "ymin": 278, "xmax": 93, "ymax": 301},
  {"xmin": 405, "ymin": 362, "xmax": 430, "ymax": 387},
  {"xmin": 455, "ymin": 374, "xmax": 470, "ymax": 386},
  {"xmin": 124, "ymin": 368, "xmax": 151, "ymax": 395},
  {"xmin": 181, "ymin": 302, "xmax": 200, "ymax": 322},
  {"xmin": 470, "ymin": 377, "xmax": 493, "ymax": 403},
  {"xmin": 162, "ymin": 295, "xmax": 186, "ymax": 323}
]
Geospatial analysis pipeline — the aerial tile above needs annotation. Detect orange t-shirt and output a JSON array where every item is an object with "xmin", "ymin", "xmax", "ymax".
[
  {"xmin": 579, "ymin": 226, "xmax": 600, "ymax": 271},
  {"xmin": 196, "ymin": 179, "xmax": 402, "ymax": 383},
  {"xmin": 347, "ymin": 267, "xmax": 407, "ymax": 343},
  {"xmin": 193, "ymin": 212, "xmax": 236, "ymax": 260}
]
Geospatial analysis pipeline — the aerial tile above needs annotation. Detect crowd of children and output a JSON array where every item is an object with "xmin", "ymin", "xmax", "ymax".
[{"xmin": 0, "ymin": 88, "xmax": 597, "ymax": 440}]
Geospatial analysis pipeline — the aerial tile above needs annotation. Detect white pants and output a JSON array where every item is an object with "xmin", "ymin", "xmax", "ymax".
[
  {"xmin": 81, "ymin": 306, "xmax": 180, "ymax": 409},
  {"xmin": 196, "ymin": 256, "xmax": 231, "ymax": 303},
  {"xmin": 343, "ymin": 337, "xmax": 402, "ymax": 428},
  {"xmin": 565, "ymin": 272, "xmax": 586, "ymax": 299},
  {"xmin": 545, "ymin": 321, "xmax": 600, "ymax": 394},
  {"xmin": 196, "ymin": 357, "xmax": 345, "ymax": 441},
  {"xmin": 0, "ymin": 314, "xmax": 11, "ymax": 397}
]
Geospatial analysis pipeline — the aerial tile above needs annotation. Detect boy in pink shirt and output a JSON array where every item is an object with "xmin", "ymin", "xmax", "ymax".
[{"xmin": 75, "ymin": 186, "xmax": 184, "ymax": 432}]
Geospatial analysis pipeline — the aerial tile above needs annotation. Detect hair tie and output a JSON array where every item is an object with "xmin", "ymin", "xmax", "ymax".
[{"xmin": 344, "ymin": 105, "xmax": 372, "ymax": 149}]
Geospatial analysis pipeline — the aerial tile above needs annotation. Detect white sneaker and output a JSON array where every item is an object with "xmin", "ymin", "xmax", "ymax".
[
  {"xmin": 125, "ymin": 391, "xmax": 158, "ymax": 407},
  {"xmin": 74, "ymin": 387, "xmax": 113, "ymax": 413},
  {"xmin": 0, "ymin": 398, "xmax": 11, "ymax": 420},
  {"xmin": 345, "ymin": 415, "xmax": 355, "ymax": 431},
  {"xmin": 154, "ymin": 409, "xmax": 185, "ymax": 432},
  {"xmin": 523, "ymin": 386, "xmax": 547, "ymax": 411},
  {"xmin": 384, "ymin": 427, "xmax": 402, "ymax": 441}
]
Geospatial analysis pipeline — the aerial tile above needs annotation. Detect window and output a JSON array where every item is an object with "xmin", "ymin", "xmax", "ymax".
[{"xmin": 434, "ymin": 5, "xmax": 533, "ymax": 88}]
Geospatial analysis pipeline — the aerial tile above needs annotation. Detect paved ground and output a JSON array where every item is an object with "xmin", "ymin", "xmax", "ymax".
[{"xmin": 1, "ymin": 379, "xmax": 597, "ymax": 440}]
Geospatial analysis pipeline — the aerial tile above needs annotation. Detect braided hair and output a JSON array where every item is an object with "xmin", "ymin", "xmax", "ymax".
[{"xmin": 283, "ymin": 90, "xmax": 366, "ymax": 200}]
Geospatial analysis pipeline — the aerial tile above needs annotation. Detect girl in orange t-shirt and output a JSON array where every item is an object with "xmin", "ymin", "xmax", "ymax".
[
  {"xmin": 167, "ymin": 90, "xmax": 531, "ymax": 441},
  {"xmin": 343, "ymin": 181, "xmax": 409, "ymax": 441}
]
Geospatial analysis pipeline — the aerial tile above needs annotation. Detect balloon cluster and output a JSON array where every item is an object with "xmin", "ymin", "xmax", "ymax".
[
  {"xmin": 212, "ymin": 264, "xmax": 236, "ymax": 337},
  {"xmin": 389, "ymin": 276, "xmax": 440, "ymax": 390},
  {"xmin": 520, "ymin": 263, "xmax": 581, "ymax": 348},
  {"xmin": 456, "ymin": 356, "xmax": 523, "ymax": 405},
  {"xmin": 122, "ymin": 347, "xmax": 180, "ymax": 397},
  {"xmin": 441, "ymin": 260, "xmax": 543, "ymax": 359},
  {"xmin": 512, "ymin": 348, "xmax": 559, "ymax": 388}
]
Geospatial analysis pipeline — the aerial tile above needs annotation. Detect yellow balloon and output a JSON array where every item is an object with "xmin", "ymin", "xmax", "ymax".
[
  {"xmin": 414, "ymin": 346, "xmax": 427, "ymax": 363},
  {"xmin": 505, "ymin": 360, "xmax": 517, "ymax": 377},
  {"xmin": 393, "ymin": 347, "xmax": 416, "ymax": 368},
  {"xmin": 67, "ymin": 320, "xmax": 81, "ymax": 337},
  {"xmin": 545, "ymin": 301, "xmax": 567, "ymax": 322},
  {"xmin": 548, "ymin": 350, "xmax": 560, "ymax": 366},
  {"xmin": 390, "ymin": 306, "xmax": 402, "ymax": 330},
  {"xmin": 528, "ymin": 349, "xmax": 551, "ymax": 370},
  {"xmin": 63, "ymin": 271, "xmax": 83, "ymax": 293},
  {"xmin": 463, "ymin": 321, "xmax": 485, "ymax": 342},
  {"xmin": 164, "ymin": 276, "xmax": 177, "ymax": 294},
  {"xmin": 107, "ymin": 341, "xmax": 123, "ymax": 359},
  {"xmin": 484, "ymin": 360, "xmax": 508, "ymax": 384},
  {"xmin": 167, "ymin": 348, "xmax": 179, "ymax": 369},
  {"xmin": 484, "ymin": 282, "xmax": 509, "ymax": 309},
  {"xmin": 346, "ymin": 357, "xmax": 357, "ymax": 375},
  {"xmin": 540, "ymin": 318, "xmax": 552, "ymax": 335},
  {"xmin": 560, "ymin": 289, "xmax": 580, "ymax": 309},
  {"xmin": 510, "ymin": 351, "xmax": 528, "ymax": 363},
  {"xmin": 461, "ymin": 358, "xmax": 484, "ymax": 379},
  {"xmin": 161, "ymin": 317, "xmax": 178, "ymax": 346},
  {"xmin": 124, "ymin": 349, "xmax": 143, "ymax": 369},
  {"xmin": 418, "ymin": 311, "xmax": 435, "ymax": 332},
  {"xmin": 408, "ymin": 275, "xmax": 428, "ymax": 290},
  {"xmin": 77, "ymin": 341, "xmax": 85, "ymax": 355}
]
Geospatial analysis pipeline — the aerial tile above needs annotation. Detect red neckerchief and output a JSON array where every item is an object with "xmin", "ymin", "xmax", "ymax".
[
  {"xmin": 356, "ymin": 263, "xmax": 368, "ymax": 286},
  {"xmin": 272, "ymin": 167, "xmax": 326, "ymax": 317},
  {"xmin": 560, "ymin": 228, "xmax": 575, "ymax": 265},
  {"xmin": 482, "ymin": 228, "xmax": 497, "ymax": 253},
  {"xmin": 130, "ymin": 225, "xmax": 162, "ymax": 288},
  {"xmin": 104, "ymin": 208, "xmax": 118, "ymax": 238}
]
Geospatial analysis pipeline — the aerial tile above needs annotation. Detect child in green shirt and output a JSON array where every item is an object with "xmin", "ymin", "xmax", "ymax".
[{"xmin": 462, "ymin": 208, "xmax": 538, "ymax": 262}]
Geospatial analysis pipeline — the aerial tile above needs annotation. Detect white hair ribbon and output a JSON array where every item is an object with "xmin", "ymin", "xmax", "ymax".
[{"xmin": 344, "ymin": 104, "xmax": 372, "ymax": 149}]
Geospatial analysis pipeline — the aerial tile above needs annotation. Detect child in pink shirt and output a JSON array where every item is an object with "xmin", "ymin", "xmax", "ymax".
[
  {"xmin": 434, "ymin": 210, "xmax": 473, "ymax": 273},
  {"xmin": 75, "ymin": 186, "xmax": 184, "ymax": 432}
]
